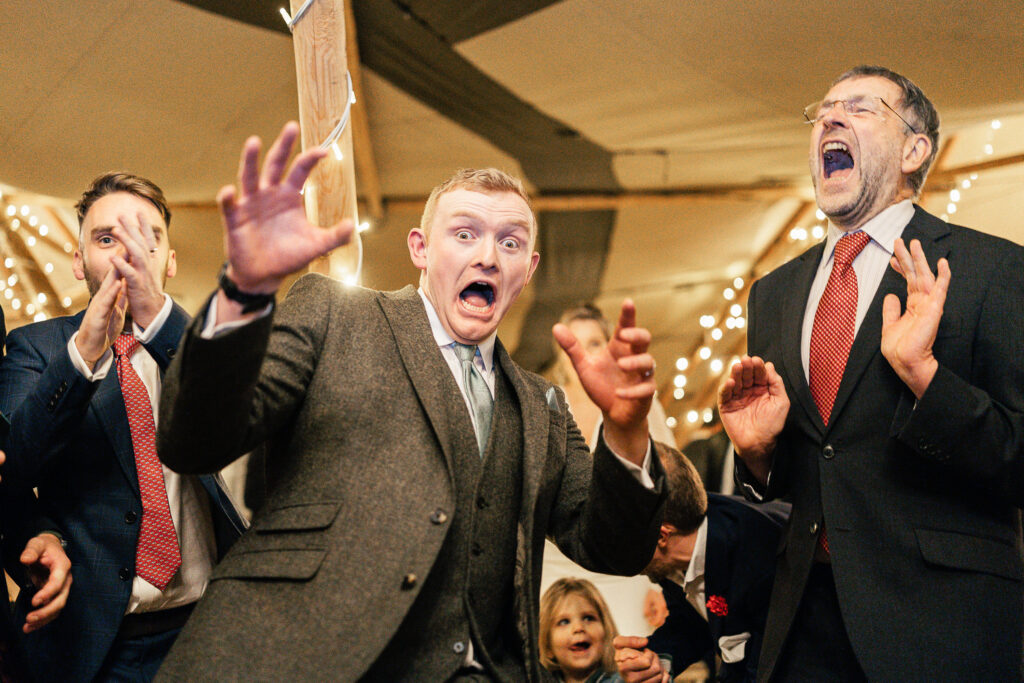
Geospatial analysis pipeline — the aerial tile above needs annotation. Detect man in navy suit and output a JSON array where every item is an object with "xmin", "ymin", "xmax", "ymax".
[
  {"xmin": 614, "ymin": 451, "xmax": 786, "ymax": 682},
  {"xmin": 1, "ymin": 305, "xmax": 75, "ymax": 681},
  {"xmin": 0, "ymin": 174, "xmax": 245, "ymax": 682}
]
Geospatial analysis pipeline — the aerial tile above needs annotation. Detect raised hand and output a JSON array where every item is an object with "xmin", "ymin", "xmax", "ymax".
[
  {"xmin": 218, "ymin": 121, "xmax": 354, "ymax": 295},
  {"xmin": 554, "ymin": 299, "xmax": 655, "ymax": 463},
  {"xmin": 110, "ymin": 211, "xmax": 172, "ymax": 330},
  {"xmin": 20, "ymin": 533, "xmax": 72, "ymax": 633},
  {"xmin": 882, "ymin": 238, "xmax": 949, "ymax": 398},
  {"xmin": 75, "ymin": 267, "xmax": 128, "ymax": 369},
  {"xmin": 613, "ymin": 635, "xmax": 670, "ymax": 683},
  {"xmin": 718, "ymin": 355, "xmax": 789, "ymax": 483}
]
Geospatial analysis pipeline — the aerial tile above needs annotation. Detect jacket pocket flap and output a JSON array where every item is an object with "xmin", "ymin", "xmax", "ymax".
[
  {"xmin": 916, "ymin": 528, "xmax": 1023, "ymax": 581},
  {"xmin": 212, "ymin": 548, "xmax": 326, "ymax": 581},
  {"xmin": 256, "ymin": 502, "xmax": 341, "ymax": 533}
]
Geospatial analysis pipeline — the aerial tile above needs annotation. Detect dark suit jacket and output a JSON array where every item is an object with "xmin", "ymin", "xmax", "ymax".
[
  {"xmin": 153, "ymin": 277, "xmax": 667, "ymax": 682},
  {"xmin": 0, "ymin": 305, "xmax": 247, "ymax": 683},
  {"xmin": 738, "ymin": 206, "xmax": 1024, "ymax": 681},
  {"xmin": 647, "ymin": 495, "xmax": 786, "ymax": 683}
]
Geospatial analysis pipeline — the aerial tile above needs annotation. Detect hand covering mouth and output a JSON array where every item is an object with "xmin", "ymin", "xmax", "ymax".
[
  {"xmin": 822, "ymin": 141, "xmax": 854, "ymax": 178},
  {"xmin": 460, "ymin": 281, "xmax": 495, "ymax": 312}
]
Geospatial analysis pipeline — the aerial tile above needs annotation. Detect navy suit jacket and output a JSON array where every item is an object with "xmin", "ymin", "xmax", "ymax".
[
  {"xmin": 0, "ymin": 304, "xmax": 246, "ymax": 683},
  {"xmin": 647, "ymin": 494, "xmax": 787, "ymax": 683}
]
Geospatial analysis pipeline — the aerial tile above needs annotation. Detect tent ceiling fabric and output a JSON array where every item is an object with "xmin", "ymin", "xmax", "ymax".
[{"xmin": 1, "ymin": 0, "xmax": 1022, "ymax": 439}]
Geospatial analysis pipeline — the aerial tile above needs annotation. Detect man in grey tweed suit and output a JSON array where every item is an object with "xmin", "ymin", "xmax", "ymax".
[{"xmin": 154, "ymin": 123, "xmax": 669, "ymax": 681}]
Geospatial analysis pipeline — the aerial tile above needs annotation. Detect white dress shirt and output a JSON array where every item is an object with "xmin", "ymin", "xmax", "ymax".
[{"xmin": 69, "ymin": 294, "xmax": 218, "ymax": 614}]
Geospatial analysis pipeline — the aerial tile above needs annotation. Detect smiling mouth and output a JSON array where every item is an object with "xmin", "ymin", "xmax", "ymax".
[
  {"xmin": 460, "ymin": 282, "xmax": 495, "ymax": 313},
  {"xmin": 822, "ymin": 141, "xmax": 854, "ymax": 178},
  {"xmin": 568, "ymin": 639, "xmax": 592, "ymax": 653}
]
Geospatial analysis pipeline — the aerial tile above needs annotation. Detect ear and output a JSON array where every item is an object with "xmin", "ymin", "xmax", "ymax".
[
  {"xmin": 524, "ymin": 251, "xmax": 541, "ymax": 286},
  {"xmin": 165, "ymin": 249, "xmax": 177, "ymax": 279},
  {"xmin": 901, "ymin": 132, "xmax": 932, "ymax": 177},
  {"xmin": 407, "ymin": 228, "xmax": 428, "ymax": 271},
  {"xmin": 657, "ymin": 524, "xmax": 675, "ymax": 549},
  {"xmin": 72, "ymin": 250, "xmax": 86, "ymax": 281}
]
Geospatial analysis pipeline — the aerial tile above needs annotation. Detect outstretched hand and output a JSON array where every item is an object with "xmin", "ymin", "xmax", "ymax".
[
  {"xmin": 218, "ymin": 121, "xmax": 354, "ymax": 295},
  {"xmin": 881, "ymin": 238, "xmax": 949, "ymax": 399},
  {"xmin": 553, "ymin": 299, "xmax": 655, "ymax": 462},
  {"xmin": 718, "ymin": 355, "xmax": 789, "ymax": 484}
]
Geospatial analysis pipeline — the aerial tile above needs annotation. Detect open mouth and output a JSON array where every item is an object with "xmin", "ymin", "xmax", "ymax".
[
  {"xmin": 822, "ymin": 141, "xmax": 854, "ymax": 178},
  {"xmin": 460, "ymin": 281, "xmax": 495, "ymax": 313},
  {"xmin": 568, "ymin": 639, "xmax": 592, "ymax": 654}
]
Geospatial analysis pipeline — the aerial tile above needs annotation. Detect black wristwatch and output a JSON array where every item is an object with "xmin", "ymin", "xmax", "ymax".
[{"xmin": 218, "ymin": 262, "xmax": 276, "ymax": 313}]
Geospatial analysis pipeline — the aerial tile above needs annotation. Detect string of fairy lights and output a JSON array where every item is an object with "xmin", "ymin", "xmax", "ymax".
[{"xmin": 661, "ymin": 116, "xmax": 1013, "ymax": 438}]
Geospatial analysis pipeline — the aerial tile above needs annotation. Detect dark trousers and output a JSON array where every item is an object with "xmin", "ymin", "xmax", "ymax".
[
  {"xmin": 95, "ymin": 627, "xmax": 180, "ymax": 683},
  {"xmin": 773, "ymin": 563, "xmax": 868, "ymax": 682}
]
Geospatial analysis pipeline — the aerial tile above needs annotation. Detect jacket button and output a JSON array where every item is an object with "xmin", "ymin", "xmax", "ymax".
[
  {"xmin": 452, "ymin": 641, "xmax": 466, "ymax": 654},
  {"xmin": 124, "ymin": 510, "xmax": 137, "ymax": 524},
  {"xmin": 809, "ymin": 522, "xmax": 819, "ymax": 534},
  {"xmin": 471, "ymin": 542, "xmax": 483, "ymax": 557},
  {"xmin": 822, "ymin": 445, "xmax": 835, "ymax": 459},
  {"xmin": 167, "ymin": 348, "xmax": 176, "ymax": 358},
  {"xmin": 118, "ymin": 567, "xmax": 131, "ymax": 581},
  {"xmin": 401, "ymin": 573, "xmax": 418, "ymax": 589},
  {"xmin": 59, "ymin": 381, "xmax": 68, "ymax": 391},
  {"xmin": 429, "ymin": 509, "xmax": 448, "ymax": 525},
  {"xmin": 476, "ymin": 496, "xmax": 488, "ymax": 510}
]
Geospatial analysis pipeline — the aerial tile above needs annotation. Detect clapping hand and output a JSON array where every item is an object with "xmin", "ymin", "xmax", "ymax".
[{"xmin": 718, "ymin": 355, "xmax": 790, "ymax": 484}]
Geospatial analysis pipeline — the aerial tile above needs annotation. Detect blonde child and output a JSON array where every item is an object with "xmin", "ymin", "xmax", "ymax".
[{"xmin": 539, "ymin": 578, "xmax": 624, "ymax": 683}]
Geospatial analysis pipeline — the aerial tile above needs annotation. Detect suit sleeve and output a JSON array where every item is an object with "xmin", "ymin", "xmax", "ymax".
[
  {"xmin": 646, "ymin": 592, "xmax": 713, "ymax": 675},
  {"xmin": 545, "ymin": 397, "xmax": 668, "ymax": 576},
  {"xmin": 157, "ymin": 274, "xmax": 332, "ymax": 474},
  {"xmin": 892, "ymin": 244, "xmax": 1024, "ymax": 506}
]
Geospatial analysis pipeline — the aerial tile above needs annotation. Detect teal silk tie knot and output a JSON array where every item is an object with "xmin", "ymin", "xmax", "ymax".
[{"xmin": 453, "ymin": 343, "xmax": 493, "ymax": 456}]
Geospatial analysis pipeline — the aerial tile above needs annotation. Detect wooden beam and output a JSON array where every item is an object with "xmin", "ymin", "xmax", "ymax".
[
  {"xmin": 344, "ymin": 0, "xmax": 383, "ymax": 222},
  {"xmin": 289, "ymin": 0, "xmax": 362, "ymax": 281},
  {"xmin": 929, "ymin": 151, "xmax": 1024, "ymax": 181}
]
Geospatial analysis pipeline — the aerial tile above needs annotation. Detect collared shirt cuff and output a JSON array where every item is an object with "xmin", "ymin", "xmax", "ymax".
[
  {"xmin": 134, "ymin": 294, "xmax": 173, "ymax": 343},
  {"xmin": 200, "ymin": 293, "xmax": 273, "ymax": 339},
  {"xmin": 67, "ymin": 332, "xmax": 113, "ymax": 381},
  {"xmin": 608, "ymin": 439, "xmax": 656, "ymax": 490}
]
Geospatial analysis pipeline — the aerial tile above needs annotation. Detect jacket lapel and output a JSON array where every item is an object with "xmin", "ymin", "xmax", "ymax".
[
  {"xmin": 495, "ymin": 343, "xmax": 547, "ymax": 516},
  {"xmin": 828, "ymin": 206, "xmax": 951, "ymax": 428},
  {"xmin": 377, "ymin": 286, "xmax": 461, "ymax": 476},
  {"xmin": 780, "ymin": 243, "xmax": 827, "ymax": 437}
]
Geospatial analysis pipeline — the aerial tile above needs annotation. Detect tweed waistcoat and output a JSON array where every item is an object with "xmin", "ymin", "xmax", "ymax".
[{"xmin": 362, "ymin": 366, "xmax": 524, "ymax": 681}]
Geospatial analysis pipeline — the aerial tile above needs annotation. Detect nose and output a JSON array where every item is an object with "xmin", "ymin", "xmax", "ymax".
[
  {"xmin": 820, "ymin": 101, "xmax": 850, "ymax": 129},
  {"xmin": 473, "ymin": 237, "xmax": 498, "ymax": 268}
]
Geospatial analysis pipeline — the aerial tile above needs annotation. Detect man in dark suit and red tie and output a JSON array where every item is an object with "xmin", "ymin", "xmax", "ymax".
[
  {"xmin": 718, "ymin": 65, "xmax": 1024, "ymax": 681},
  {"xmin": 0, "ymin": 175, "xmax": 246, "ymax": 682}
]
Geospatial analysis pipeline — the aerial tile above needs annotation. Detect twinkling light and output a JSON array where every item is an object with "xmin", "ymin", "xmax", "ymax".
[
  {"xmin": 710, "ymin": 359, "xmax": 724, "ymax": 373},
  {"xmin": 62, "ymin": 297, "xmax": 72, "ymax": 308},
  {"xmin": 37, "ymin": 293, "xmax": 47, "ymax": 304},
  {"xmin": 673, "ymin": 374, "xmax": 687, "ymax": 388},
  {"xmin": 723, "ymin": 288, "xmax": 736, "ymax": 301},
  {"xmin": 703, "ymin": 408, "xmax": 714, "ymax": 423},
  {"xmin": 44, "ymin": 263, "xmax": 54, "ymax": 273},
  {"xmin": 698, "ymin": 346, "xmax": 711, "ymax": 360},
  {"xmin": 710, "ymin": 328, "xmax": 723, "ymax": 341},
  {"xmin": 358, "ymin": 221, "xmax": 371, "ymax": 233},
  {"xmin": 699, "ymin": 315, "xmax": 715, "ymax": 328},
  {"xmin": 950, "ymin": 189, "xmax": 961, "ymax": 202},
  {"xmin": 673, "ymin": 388, "xmax": 685, "ymax": 400},
  {"xmin": 3, "ymin": 258, "xmax": 13, "ymax": 268},
  {"xmin": 815, "ymin": 209, "xmax": 826, "ymax": 220},
  {"xmin": 729, "ymin": 304, "xmax": 742, "ymax": 317},
  {"xmin": 992, "ymin": 119, "xmax": 1002, "ymax": 130},
  {"xmin": 686, "ymin": 410, "xmax": 699, "ymax": 424},
  {"xmin": 947, "ymin": 203, "xmax": 957, "ymax": 214},
  {"xmin": 733, "ymin": 277, "xmax": 744, "ymax": 289},
  {"xmin": 812, "ymin": 225, "xmax": 825, "ymax": 240},
  {"xmin": 665, "ymin": 416, "xmax": 677, "ymax": 429},
  {"xmin": 675, "ymin": 357, "xmax": 689, "ymax": 371}
]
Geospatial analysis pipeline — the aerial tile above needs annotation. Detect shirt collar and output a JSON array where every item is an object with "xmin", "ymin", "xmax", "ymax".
[
  {"xmin": 821, "ymin": 199, "xmax": 914, "ymax": 270},
  {"xmin": 417, "ymin": 287, "xmax": 496, "ymax": 374},
  {"xmin": 666, "ymin": 516, "xmax": 709, "ymax": 589}
]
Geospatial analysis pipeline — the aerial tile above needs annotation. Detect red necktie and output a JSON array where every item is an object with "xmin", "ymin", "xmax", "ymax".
[
  {"xmin": 114, "ymin": 334, "xmax": 181, "ymax": 590},
  {"xmin": 808, "ymin": 231, "xmax": 870, "ymax": 557},
  {"xmin": 809, "ymin": 231, "xmax": 871, "ymax": 425}
]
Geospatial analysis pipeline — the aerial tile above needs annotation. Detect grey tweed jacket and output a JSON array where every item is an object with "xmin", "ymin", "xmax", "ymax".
[{"xmin": 154, "ymin": 275, "xmax": 667, "ymax": 681}]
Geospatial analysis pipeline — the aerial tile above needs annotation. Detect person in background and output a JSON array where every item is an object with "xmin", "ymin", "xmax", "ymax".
[
  {"xmin": 543, "ymin": 304, "xmax": 676, "ymax": 638},
  {"xmin": 540, "ymin": 578, "xmax": 623, "ymax": 683},
  {"xmin": 613, "ymin": 451, "xmax": 786, "ymax": 683}
]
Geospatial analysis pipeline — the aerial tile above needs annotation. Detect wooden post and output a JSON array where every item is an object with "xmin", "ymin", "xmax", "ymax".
[{"xmin": 288, "ymin": 0, "xmax": 361, "ymax": 282}]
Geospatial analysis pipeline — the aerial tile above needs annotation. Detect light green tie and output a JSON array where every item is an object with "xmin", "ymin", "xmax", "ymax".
[{"xmin": 453, "ymin": 343, "xmax": 493, "ymax": 456}]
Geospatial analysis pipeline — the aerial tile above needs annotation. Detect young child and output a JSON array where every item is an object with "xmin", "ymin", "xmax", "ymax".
[{"xmin": 539, "ymin": 578, "xmax": 624, "ymax": 683}]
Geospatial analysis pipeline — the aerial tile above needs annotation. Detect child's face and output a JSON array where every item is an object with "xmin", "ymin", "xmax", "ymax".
[{"xmin": 549, "ymin": 593, "xmax": 606, "ymax": 679}]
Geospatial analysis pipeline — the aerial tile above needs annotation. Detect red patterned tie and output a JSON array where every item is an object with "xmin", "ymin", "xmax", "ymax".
[
  {"xmin": 114, "ymin": 334, "xmax": 181, "ymax": 590},
  {"xmin": 808, "ymin": 231, "xmax": 869, "ymax": 558},
  {"xmin": 809, "ymin": 231, "xmax": 871, "ymax": 425}
]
